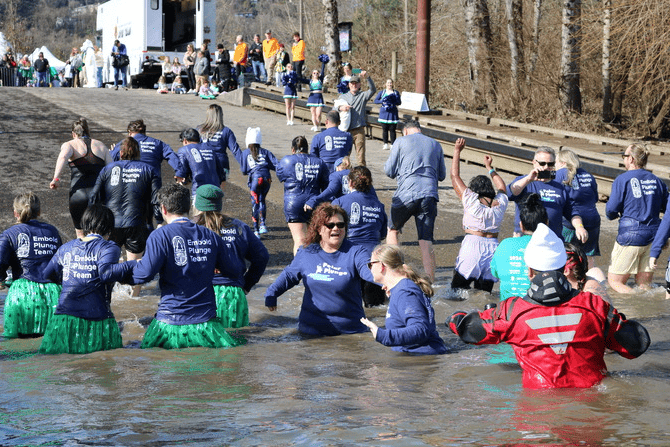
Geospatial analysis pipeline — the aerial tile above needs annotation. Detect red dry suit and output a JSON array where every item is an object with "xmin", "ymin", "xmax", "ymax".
[{"xmin": 449, "ymin": 272, "xmax": 650, "ymax": 389}]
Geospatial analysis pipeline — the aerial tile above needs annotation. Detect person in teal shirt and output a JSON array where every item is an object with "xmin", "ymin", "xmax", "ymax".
[{"xmin": 491, "ymin": 193, "xmax": 547, "ymax": 301}]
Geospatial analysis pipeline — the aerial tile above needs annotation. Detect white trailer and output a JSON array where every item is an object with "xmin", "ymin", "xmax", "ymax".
[{"xmin": 96, "ymin": 0, "xmax": 216, "ymax": 87}]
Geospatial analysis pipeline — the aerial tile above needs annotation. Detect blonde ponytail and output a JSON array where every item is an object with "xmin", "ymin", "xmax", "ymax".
[
  {"xmin": 13, "ymin": 192, "xmax": 40, "ymax": 223},
  {"xmin": 557, "ymin": 148, "xmax": 580, "ymax": 186},
  {"xmin": 373, "ymin": 244, "xmax": 434, "ymax": 297}
]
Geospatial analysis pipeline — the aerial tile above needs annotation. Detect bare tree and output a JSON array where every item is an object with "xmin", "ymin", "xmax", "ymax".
[
  {"xmin": 526, "ymin": 0, "xmax": 542, "ymax": 86},
  {"xmin": 601, "ymin": 0, "xmax": 613, "ymax": 122},
  {"xmin": 464, "ymin": 0, "xmax": 496, "ymax": 106},
  {"xmin": 505, "ymin": 0, "xmax": 524, "ymax": 95},
  {"xmin": 321, "ymin": 0, "xmax": 342, "ymax": 87},
  {"xmin": 559, "ymin": 0, "xmax": 582, "ymax": 113}
]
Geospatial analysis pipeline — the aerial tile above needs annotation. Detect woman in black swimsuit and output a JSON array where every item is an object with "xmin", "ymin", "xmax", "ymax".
[{"xmin": 50, "ymin": 118, "xmax": 111, "ymax": 238}]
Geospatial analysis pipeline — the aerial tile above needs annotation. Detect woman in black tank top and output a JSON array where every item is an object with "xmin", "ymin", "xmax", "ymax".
[{"xmin": 50, "ymin": 118, "xmax": 109, "ymax": 237}]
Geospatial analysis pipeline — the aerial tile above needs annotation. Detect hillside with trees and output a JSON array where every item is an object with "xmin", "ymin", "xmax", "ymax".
[{"xmin": 1, "ymin": 0, "xmax": 666, "ymax": 140}]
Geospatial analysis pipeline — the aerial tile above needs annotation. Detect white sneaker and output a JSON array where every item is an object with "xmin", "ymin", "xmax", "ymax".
[
  {"xmin": 312, "ymin": 126, "xmax": 319, "ymax": 132},
  {"xmin": 287, "ymin": 121, "xmax": 291, "ymax": 125},
  {"xmin": 382, "ymin": 143, "xmax": 389, "ymax": 150},
  {"xmin": 288, "ymin": 121, "xmax": 294, "ymax": 126}
]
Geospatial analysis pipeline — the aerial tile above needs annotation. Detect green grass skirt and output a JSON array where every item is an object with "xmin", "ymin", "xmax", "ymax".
[
  {"xmin": 3, "ymin": 278, "xmax": 61, "ymax": 338},
  {"xmin": 213, "ymin": 285, "xmax": 249, "ymax": 328},
  {"xmin": 39, "ymin": 314, "xmax": 123, "ymax": 354},
  {"xmin": 140, "ymin": 317, "xmax": 244, "ymax": 349}
]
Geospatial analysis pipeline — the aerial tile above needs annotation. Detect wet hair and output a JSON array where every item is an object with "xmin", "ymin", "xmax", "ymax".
[
  {"xmin": 326, "ymin": 110, "xmax": 340, "ymax": 125},
  {"xmin": 195, "ymin": 210, "xmax": 233, "ymax": 236},
  {"xmin": 519, "ymin": 193, "xmax": 548, "ymax": 233},
  {"xmin": 469, "ymin": 175, "xmax": 496, "ymax": 200},
  {"xmin": 401, "ymin": 119, "xmax": 421, "ymax": 131},
  {"xmin": 306, "ymin": 203, "xmax": 348, "ymax": 246},
  {"xmin": 348, "ymin": 166, "xmax": 372, "ymax": 193},
  {"xmin": 180, "ymin": 128, "xmax": 200, "ymax": 143},
  {"xmin": 557, "ymin": 148, "xmax": 580, "ymax": 185},
  {"xmin": 199, "ymin": 104, "xmax": 224, "ymax": 140},
  {"xmin": 120, "ymin": 136, "xmax": 140, "ymax": 160},
  {"xmin": 72, "ymin": 118, "xmax": 90, "ymax": 138},
  {"xmin": 292, "ymin": 135, "xmax": 309, "ymax": 154},
  {"xmin": 372, "ymin": 244, "xmax": 434, "ymax": 297},
  {"xmin": 628, "ymin": 144, "xmax": 649, "ymax": 169},
  {"xmin": 81, "ymin": 204, "xmax": 114, "ymax": 237},
  {"xmin": 564, "ymin": 242, "xmax": 588, "ymax": 291},
  {"xmin": 158, "ymin": 183, "xmax": 190, "ymax": 215},
  {"xmin": 13, "ymin": 192, "xmax": 40, "ymax": 223},
  {"xmin": 127, "ymin": 119, "xmax": 147, "ymax": 134},
  {"xmin": 249, "ymin": 144, "xmax": 260, "ymax": 161}
]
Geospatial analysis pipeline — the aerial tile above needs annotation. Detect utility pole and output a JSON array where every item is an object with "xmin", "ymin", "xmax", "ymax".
[{"xmin": 415, "ymin": 0, "xmax": 430, "ymax": 101}]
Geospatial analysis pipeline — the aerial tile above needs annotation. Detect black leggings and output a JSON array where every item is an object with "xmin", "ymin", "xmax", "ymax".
[
  {"xmin": 186, "ymin": 65, "xmax": 196, "ymax": 90},
  {"xmin": 381, "ymin": 123, "xmax": 397, "ymax": 145},
  {"xmin": 69, "ymin": 186, "xmax": 93, "ymax": 230}
]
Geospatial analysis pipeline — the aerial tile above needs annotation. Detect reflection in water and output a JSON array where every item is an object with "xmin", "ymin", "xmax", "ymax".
[{"xmin": 1, "ymin": 269, "xmax": 670, "ymax": 445}]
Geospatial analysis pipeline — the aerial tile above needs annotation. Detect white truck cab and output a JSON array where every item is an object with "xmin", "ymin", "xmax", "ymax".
[{"xmin": 97, "ymin": 0, "xmax": 216, "ymax": 87}]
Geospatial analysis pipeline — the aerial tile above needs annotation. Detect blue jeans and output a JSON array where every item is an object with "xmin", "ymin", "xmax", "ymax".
[
  {"xmin": 251, "ymin": 60, "xmax": 266, "ymax": 82},
  {"xmin": 114, "ymin": 66, "xmax": 127, "ymax": 87},
  {"xmin": 36, "ymin": 71, "xmax": 48, "ymax": 87},
  {"xmin": 97, "ymin": 67, "xmax": 103, "ymax": 88}
]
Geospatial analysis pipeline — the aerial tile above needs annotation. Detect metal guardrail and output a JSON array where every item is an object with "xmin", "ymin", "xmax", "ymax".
[
  {"xmin": 245, "ymin": 85, "xmax": 670, "ymax": 196},
  {"xmin": 0, "ymin": 67, "xmax": 16, "ymax": 87}
]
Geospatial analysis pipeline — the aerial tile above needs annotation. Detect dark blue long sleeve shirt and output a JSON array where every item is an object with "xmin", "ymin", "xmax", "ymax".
[
  {"xmin": 200, "ymin": 127, "xmax": 241, "ymax": 172},
  {"xmin": 265, "ymin": 239, "xmax": 373, "ymax": 336},
  {"xmin": 238, "ymin": 147, "xmax": 278, "ymax": 184},
  {"xmin": 176, "ymin": 143, "xmax": 223, "ymax": 195},
  {"xmin": 333, "ymin": 190, "xmax": 387, "ymax": 254},
  {"xmin": 0, "ymin": 220, "xmax": 62, "ymax": 283},
  {"xmin": 111, "ymin": 133, "xmax": 180, "ymax": 181},
  {"xmin": 211, "ymin": 218, "xmax": 269, "ymax": 291},
  {"xmin": 90, "ymin": 160, "xmax": 162, "ymax": 227},
  {"xmin": 44, "ymin": 235, "xmax": 134, "ymax": 321},
  {"xmin": 375, "ymin": 278, "xmax": 448, "ymax": 355},
  {"xmin": 131, "ymin": 218, "xmax": 237, "ymax": 325}
]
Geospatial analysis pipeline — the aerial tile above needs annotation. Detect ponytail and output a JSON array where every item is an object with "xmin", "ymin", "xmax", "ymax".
[
  {"xmin": 373, "ymin": 244, "xmax": 434, "ymax": 297},
  {"xmin": 557, "ymin": 149, "xmax": 580, "ymax": 186},
  {"xmin": 13, "ymin": 192, "xmax": 40, "ymax": 223},
  {"xmin": 402, "ymin": 263, "xmax": 434, "ymax": 297}
]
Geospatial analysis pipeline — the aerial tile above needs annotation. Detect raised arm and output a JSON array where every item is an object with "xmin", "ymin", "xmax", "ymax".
[
  {"xmin": 450, "ymin": 138, "xmax": 467, "ymax": 199},
  {"xmin": 485, "ymin": 155, "xmax": 506, "ymax": 193}
]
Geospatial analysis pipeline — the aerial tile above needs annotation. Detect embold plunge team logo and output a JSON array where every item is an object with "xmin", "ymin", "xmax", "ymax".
[
  {"xmin": 350, "ymin": 202, "xmax": 361, "ymax": 225},
  {"xmin": 191, "ymin": 148, "xmax": 202, "ymax": 163},
  {"xmin": 111, "ymin": 166, "xmax": 121, "ymax": 186},
  {"xmin": 172, "ymin": 236, "xmax": 188, "ymax": 266},
  {"xmin": 16, "ymin": 233, "xmax": 30, "ymax": 258}
]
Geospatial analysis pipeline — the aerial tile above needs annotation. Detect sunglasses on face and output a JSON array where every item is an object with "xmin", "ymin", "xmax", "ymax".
[
  {"xmin": 622, "ymin": 153, "xmax": 630, "ymax": 159},
  {"xmin": 534, "ymin": 160, "xmax": 555, "ymax": 167},
  {"xmin": 367, "ymin": 260, "xmax": 381, "ymax": 269},
  {"xmin": 324, "ymin": 222, "xmax": 346, "ymax": 229}
]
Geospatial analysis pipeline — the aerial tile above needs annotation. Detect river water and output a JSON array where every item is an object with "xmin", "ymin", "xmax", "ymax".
[
  {"xmin": 1, "ymin": 88, "xmax": 670, "ymax": 445},
  {"xmin": 1, "ymin": 267, "xmax": 669, "ymax": 446}
]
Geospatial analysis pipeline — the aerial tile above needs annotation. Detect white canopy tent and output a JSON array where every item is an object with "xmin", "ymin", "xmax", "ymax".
[{"xmin": 29, "ymin": 46, "xmax": 66, "ymax": 70}]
